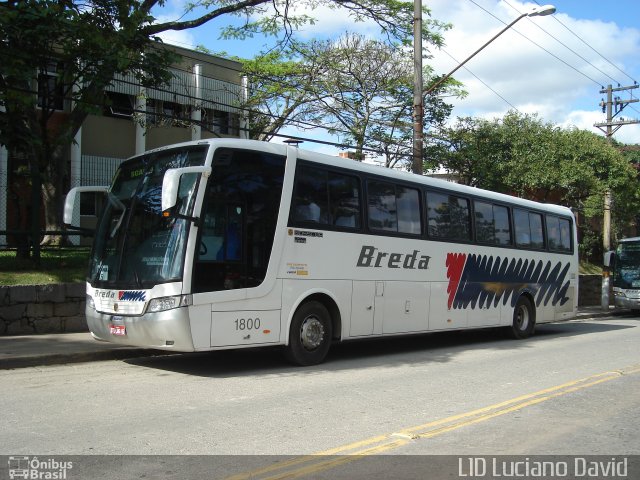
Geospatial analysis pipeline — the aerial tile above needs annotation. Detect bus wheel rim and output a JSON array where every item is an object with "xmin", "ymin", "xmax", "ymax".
[
  {"xmin": 516, "ymin": 305, "xmax": 529, "ymax": 330},
  {"xmin": 300, "ymin": 315, "xmax": 324, "ymax": 350}
]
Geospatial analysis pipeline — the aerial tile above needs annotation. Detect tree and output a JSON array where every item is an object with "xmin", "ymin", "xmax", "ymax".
[
  {"xmin": 239, "ymin": 31, "xmax": 462, "ymax": 169},
  {"xmin": 0, "ymin": 0, "xmax": 423, "ymax": 262}
]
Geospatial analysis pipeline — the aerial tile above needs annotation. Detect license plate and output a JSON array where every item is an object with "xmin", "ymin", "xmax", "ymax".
[{"xmin": 109, "ymin": 324, "xmax": 126, "ymax": 336}]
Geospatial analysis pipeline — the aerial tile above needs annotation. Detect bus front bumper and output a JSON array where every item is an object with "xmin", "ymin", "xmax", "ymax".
[
  {"xmin": 86, "ymin": 307, "xmax": 196, "ymax": 352},
  {"xmin": 613, "ymin": 292, "xmax": 640, "ymax": 310}
]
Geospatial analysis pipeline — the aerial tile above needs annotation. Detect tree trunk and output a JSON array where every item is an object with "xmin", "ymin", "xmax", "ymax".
[{"xmin": 40, "ymin": 146, "xmax": 70, "ymax": 247}]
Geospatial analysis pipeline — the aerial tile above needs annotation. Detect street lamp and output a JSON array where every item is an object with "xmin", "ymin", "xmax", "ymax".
[{"xmin": 412, "ymin": 4, "xmax": 556, "ymax": 174}]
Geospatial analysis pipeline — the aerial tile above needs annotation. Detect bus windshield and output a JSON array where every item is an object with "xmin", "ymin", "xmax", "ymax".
[
  {"xmin": 615, "ymin": 241, "xmax": 640, "ymax": 289},
  {"xmin": 88, "ymin": 145, "xmax": 208, "ymax": 288}
]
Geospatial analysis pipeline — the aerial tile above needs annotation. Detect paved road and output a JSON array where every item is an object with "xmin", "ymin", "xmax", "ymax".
[{"xmin": 1, "ymin": 316, "xmax": 639, "ymax": 478}]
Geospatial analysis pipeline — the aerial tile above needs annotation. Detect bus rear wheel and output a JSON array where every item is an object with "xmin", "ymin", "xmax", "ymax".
[
  {"xmin": 284, "ymin": 301, "xmax": 333, "ymax": 366},
  {"xmin": 508, "ymin": 296, "xmax": 536, "ymax": 339}
]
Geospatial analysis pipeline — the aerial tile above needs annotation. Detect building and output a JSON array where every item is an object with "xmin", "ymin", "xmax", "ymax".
[{"xmin": 0, "ymin": 45, "xmax": 246, "ymax": 246}]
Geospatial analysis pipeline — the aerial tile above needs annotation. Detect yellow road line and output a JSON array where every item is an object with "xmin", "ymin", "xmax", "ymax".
[
  {"xmin": 224, "ymin": 365, "xmax": 640, "ymax": 480},
  {"xmin": 400, "ymin": 370, "xmax": 622, "ymax": 439}
]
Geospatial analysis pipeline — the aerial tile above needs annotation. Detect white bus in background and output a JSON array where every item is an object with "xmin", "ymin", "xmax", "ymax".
[{"xmin": 65, "ymin": 138, "xmax": 578, "ymax": 366}]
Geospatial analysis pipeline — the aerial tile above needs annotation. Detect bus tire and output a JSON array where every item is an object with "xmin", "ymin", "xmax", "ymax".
[
  {"xmin": 284, "ymin": 301, "xmax": 333, "ymax": 366},
  {"xmin": 508, "ymin": 296, "xmax": 536, "ymax": 339}
]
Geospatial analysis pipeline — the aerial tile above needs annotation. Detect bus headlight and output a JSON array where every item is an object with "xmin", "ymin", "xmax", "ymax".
[
  {"xmin": 146, "ymin": 294, "xmax": 192, "ymax": 313},
  {"xmin": 86, "ymin": 295, "xmax": 95, "ymax": 310}
]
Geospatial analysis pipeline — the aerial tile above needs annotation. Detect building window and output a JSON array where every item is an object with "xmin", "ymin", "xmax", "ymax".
[
  {"xmin": 37, "ymin": 61, "xmax": 65, "ymax": 111},
  {"xmin": 146, "ymin": 100, "xmax": 189, "ymax": 127},
  {"xmin": 103, "ymin": 92, "xmax": 134, "ymax": 118}
]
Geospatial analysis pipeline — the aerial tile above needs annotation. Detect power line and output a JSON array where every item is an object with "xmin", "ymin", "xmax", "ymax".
[
  {"xmin": 503, "ymin": 0, "xmax": 621, "ymax": 87},
  {"xmin": 465, "ymin": 0, "xmax": 603, "ymax": 86},
  {"xmin": 532, "ymin": 0, "xmax": 637, "ymax": 85},
  {"xmin": 440, "ymin": 49, "xmax": 520, "ymax": 112}
]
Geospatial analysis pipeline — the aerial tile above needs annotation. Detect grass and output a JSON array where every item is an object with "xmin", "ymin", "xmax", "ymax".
[
  {"xmin": 579, "ymin": 260, "xmax": 602, "ymax": 275},
  {"xmin": 0, "ymin": 249, "xmax": 90, "ymax": 286}
]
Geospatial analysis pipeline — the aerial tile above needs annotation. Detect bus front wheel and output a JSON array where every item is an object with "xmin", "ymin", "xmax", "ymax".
[
  {"xmin": 508, "ymin": 296, "xmax": 536, "ymax": 339},
  {"xmin": 284, "ymin": 301, "xmax": 333, "ymax": 366}
]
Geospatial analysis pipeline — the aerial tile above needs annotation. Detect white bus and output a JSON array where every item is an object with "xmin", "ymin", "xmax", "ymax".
[{"xmin": 65, "ymin": 138, "xmax": 578, "ymax": 365}]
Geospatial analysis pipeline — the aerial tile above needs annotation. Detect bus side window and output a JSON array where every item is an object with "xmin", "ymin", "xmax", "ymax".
[
  {"xmin": 291, "ymin": 166, "xmax": 329, "ymax": 224},
  {"xmin": 547, "ymin": 215, "xmax": 572, "ymax": 252},
  {"xmin": 558, "ymin": 218, "xmax": 572, "ymax": 251},
  {"xmin": 474, "ymin": 201, "xmax": 495, "ymax": 243},
  {"xmin": 514, "ymin": 209, "xmax": 531, "ymax": 247},
  {"xmin": 515, "ymin": 209, "xmax": 544, "ymax": 249},
  {"xmin": 396, "ymin": 186, "xmax": 421, "ymax": 234},
  {"xmin": 529, "ymin": 212, "xmax": 544, "ymax": 249},
  {"xmin": 367, "ymin": 181, "xmax": 421, "ymax": 235},
  {"xmin": 427, "ymin": 191, "xmax": 470, "ymax": 240},
  {"xmin": 546, "ymin": 215, "xmax": 561, "ymax": 250},
  {"xmin": 291, "ymin": 166, "xmax": 362, "ymax": 229},
  {"xmin": 368, "ymin": 180, "xmax": 397, "ymax": 232},
  {"xmin": 494, "ymin": 205, "xmax": 511, "ymax": 246},
  {"xmin": 328, "ymin": 173, "xmax": 361, "ymax": 228}
]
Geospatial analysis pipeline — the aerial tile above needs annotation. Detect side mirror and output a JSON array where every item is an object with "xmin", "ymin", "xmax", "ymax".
[
  {"xmin": 64, "ymin": 186, "xmax": 109, "ymax": 226},
  {"xmin": 161, "ymin": 166, "xmax": 211, "ymax": 213},
  {"xmin": 603, "ymin": 251, "xmax": 615, "ymax": 268}
]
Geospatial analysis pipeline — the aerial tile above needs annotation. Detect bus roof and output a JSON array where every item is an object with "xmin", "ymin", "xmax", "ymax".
[
  {"xmin": 618, "ymin": 237, "xmax": 640, "ymax": 243},
  {"xmin": 140, "ymin": 138, "xmax": 575, "ymax": 218}
]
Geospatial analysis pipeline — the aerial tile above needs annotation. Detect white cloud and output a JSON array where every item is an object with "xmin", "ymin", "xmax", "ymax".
[
  {"xmin": 426, "ymin": 0, "xmax": 640, "ymax": 142},
  {"xmin": 155, "ymin": 28, "xmax": 198, "ymax": 49},
  {"xmin": 151, "ymin": 1, "xmax": 199, "ymax": 48},
  {"xmin": 562, "ymin": 110, "xmax": 640, "ymax": 144}
]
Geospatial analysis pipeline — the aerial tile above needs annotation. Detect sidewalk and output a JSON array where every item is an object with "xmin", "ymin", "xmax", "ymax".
[
  {"xmin": 0, "ymin": 306, "xmax": 622, "ymax": 370},
  {"xmin": 0, "ymin": 332, "xmax": 162, "ymax": 370}
]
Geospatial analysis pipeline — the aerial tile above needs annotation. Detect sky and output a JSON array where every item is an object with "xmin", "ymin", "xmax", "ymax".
[{"xmin": 153, "ymin": 0, "xmax": 640, "ymax": 154}]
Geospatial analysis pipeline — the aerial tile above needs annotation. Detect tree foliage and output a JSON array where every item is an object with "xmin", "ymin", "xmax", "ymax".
[
  {"xmin": 427, "ymin": 111, "xmax": 640, "ymax": 253},
  {"xmin": 239, "ymin": 31, "xmax": 463, "ymax": 169}
]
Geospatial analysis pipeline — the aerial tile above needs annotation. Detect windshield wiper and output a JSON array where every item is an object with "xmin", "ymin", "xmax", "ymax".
[{"xmin": 133, "ymin": 268, "xmax": 142, "ymax": 288}]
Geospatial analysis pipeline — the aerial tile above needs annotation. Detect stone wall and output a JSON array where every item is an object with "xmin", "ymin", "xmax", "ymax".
[
  {"xmin": 578, "ymin": 274, "xmax": 609, "ymax": 307},
  {"xmin": 0, "ymin": 283, "xmax": 87, "ymax": 335}
]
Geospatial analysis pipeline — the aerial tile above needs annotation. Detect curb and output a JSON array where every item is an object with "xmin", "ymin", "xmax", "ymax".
[{"xmin": 0, "ymin": 348, "xmax": 170, "ymax": 370}]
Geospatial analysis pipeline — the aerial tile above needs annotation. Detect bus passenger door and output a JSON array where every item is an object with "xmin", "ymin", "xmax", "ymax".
[{"xmin": 350, "ymin": 281, "xmax": 376, "ymax": 336}]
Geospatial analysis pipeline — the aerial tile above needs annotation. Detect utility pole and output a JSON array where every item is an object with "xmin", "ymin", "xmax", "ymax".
[
  {"xmin": 594, "ymin": 83, "xmax": 639, "ymax": 251},
  {"xmin": 412, "ymin": 0, "xmax": 423, "ymax": 175},
  {"xmin": 594, "ymin": 83, "xmax": 639, "ymax": 310}
]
